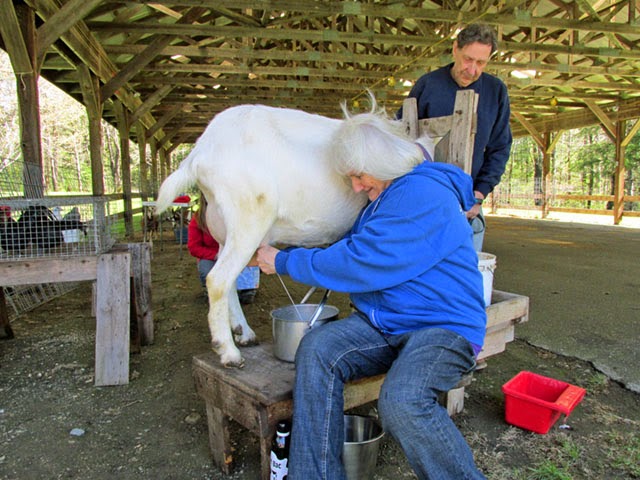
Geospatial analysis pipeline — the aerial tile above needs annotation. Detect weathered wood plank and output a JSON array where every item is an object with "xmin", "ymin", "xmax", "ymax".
[
  {"xmin": 0, "ymin": 288, "xmax": 15, "ymax": 339},
  {"xmin": 344, "ymin": 374, "xmax": 385, "ymax": 410},
  {"xmin": 204, "ymin": 401, "xmax": 232, "ymax": 474},
  {"xmin": 448, "ymin": 89, "xmax": 477, "ymax": 174},
  {"xmin": 0, "ymin": 0, "xmax": 32, "ymax": 74},
  {"xmin": 0, "ymin": 256, "xmax": 98, "ymax": 286},
  {"xmin": 402, "ymin": 97, "xmax": 419, "ymax": 139},
  {"xmin": 129, "ymin": 243, "xmax": 153, "ymax": 345},
  {"xmin": 419, "ymin": 115, "xmax": 454, "ymax": 138},
  {"xmin": 95, "ymin": 251, "xmax": 130, "ymax": 386}
]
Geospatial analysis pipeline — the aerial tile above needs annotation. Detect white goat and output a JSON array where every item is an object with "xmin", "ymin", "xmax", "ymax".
[{"xmin": 156, "ymin": 100, "xmax": 434, "ymax": 367}]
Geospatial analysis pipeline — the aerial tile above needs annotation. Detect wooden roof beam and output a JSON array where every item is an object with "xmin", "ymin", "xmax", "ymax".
[
  {"xmin": 101, "ymin": 7, "xmax": 208, "ymax": 100},
  {"xmin": 35, "ymin": 0, "xmax": 102, "ymax": 61},
  {"xmin": 583, "ymin": 99, "xmax": 616, "ymax": 141},
  {"xmin": 0, "ymin": 0, "xmax": 33, "ymax": 74},
  {"xmin": 131, "ymin": 85, "xmax": 174, "ymax": 125},
  {"xmin": 146, "ymin": 104, "xmax": 183, "ymax": 140}
]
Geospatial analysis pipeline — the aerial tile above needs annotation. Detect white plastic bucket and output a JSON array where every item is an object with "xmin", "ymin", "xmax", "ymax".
[
  {"xmin": 62, "ymin": 229, "xmax": 80, "ymax": 243},
  {"xmin": 478, "ymin": 252, "xmax": 497, "ymax": 306}
]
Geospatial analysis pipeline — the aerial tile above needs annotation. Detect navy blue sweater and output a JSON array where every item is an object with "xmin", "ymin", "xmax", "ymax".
[{"xmin": 399, "ymin": 64, "xmax": 512, "ymax": 197}]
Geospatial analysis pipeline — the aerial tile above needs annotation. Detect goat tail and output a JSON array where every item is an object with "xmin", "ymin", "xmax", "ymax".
[{"xmin": 155, "ymin": 158, "xmax": 196, "ymax": 214}]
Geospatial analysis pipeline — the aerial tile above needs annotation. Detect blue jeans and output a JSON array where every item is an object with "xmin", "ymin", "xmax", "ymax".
[
  {"xmin": 289, "ymin": 313, "xmax": 485, "ymax": 480},
  {"xmin": 470, "ymin": 208, "xmax": 485, "ymax": 252},
  {"xmin": 197, "ymin": 260, "xmax": 260, "ymax": 290}
]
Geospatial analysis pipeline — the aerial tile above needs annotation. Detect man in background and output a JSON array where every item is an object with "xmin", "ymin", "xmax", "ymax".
[{"xmin": 399, "ymin": 23, "xmax": 512, "ymax": 251}]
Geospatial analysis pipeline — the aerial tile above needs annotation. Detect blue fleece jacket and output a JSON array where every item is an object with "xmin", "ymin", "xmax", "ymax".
[
  {"xmin": 398, "ymin": 64, "xmax": 512, "ymax": 197},
  {"xmin": 275, "ymin": 161, "xmax": 487, "ymax": 348}
]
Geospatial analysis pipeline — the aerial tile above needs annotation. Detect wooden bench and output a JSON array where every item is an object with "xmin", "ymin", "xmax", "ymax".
[{"xmin": 192, "ymin": 290, "xmax": 529, "ymax": 480}]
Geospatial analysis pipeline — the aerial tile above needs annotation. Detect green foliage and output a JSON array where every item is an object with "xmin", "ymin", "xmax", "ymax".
[
  {"xmin": 502, "ymin": 122, "xmax": 640, "ymax": 212},
  {"xmin": 1, "ymin": 50, "xmax": 141, "ymax": 196}
]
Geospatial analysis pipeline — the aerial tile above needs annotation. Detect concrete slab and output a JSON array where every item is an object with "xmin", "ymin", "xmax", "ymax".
[{"xmin": 484, "ymin": 215, "xmax": 640, "ymax": 392}]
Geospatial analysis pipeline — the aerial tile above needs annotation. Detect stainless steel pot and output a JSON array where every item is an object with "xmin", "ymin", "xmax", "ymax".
[{"xmin": 271, "ymin": 303, "xmax": 339, "ymax": 362}]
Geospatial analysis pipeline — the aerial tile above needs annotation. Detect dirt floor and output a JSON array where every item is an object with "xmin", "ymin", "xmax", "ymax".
[{"xmin": 1, "ymin": 233, "xmax": 639, "ymax": 480}]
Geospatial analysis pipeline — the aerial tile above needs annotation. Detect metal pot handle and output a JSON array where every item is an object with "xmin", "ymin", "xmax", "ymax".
[
  {"xmin": 308, "ymin": 289, "xmax": 331, "ymax": 328},
  {"xmin": 300, "ymin": 286, "xmax": 317, "ymax": 304}
]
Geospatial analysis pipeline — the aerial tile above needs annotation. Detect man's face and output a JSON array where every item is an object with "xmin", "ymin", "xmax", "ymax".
[
  {"xmin": 349, "ymin": 173, "xmax": 390, "ymax": 202},
  {"xmin": 450, "ymin": 41, "xmax": 493, "ymax": 87}
]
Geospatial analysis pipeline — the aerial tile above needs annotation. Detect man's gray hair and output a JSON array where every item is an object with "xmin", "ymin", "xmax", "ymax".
[{"xmin": 457, "ymin": 24, "xmax": 498, "ymax": 54}]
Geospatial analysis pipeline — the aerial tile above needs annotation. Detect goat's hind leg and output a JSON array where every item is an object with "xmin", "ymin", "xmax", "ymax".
[
  {"xmin": 205, "ymin": 246, "xmax": 260, "ymax": 367},
  {"xmin": 228, "ymin": 289, "xmax": 258, "ymax": 347},
  {"xmin": 205, "ymin": 271, "xmax": 244, "ymax": 367}
]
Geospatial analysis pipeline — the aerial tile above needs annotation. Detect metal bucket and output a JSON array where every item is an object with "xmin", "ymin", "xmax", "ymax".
[
  {"xmin": 271, "ymin": 304, "xmax": 339, "ymax": 362},
  {"xmin": 343, "ymin": 415, "xmax": 385, "ymax": 480}
]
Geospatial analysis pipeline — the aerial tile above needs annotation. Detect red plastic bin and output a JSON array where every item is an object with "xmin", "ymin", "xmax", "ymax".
[{"xmin": 501, "ymin": 371, "xmax": 586, "ymax": 434}]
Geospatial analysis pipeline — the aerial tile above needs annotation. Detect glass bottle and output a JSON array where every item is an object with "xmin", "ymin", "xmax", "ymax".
[{"xmin": 270, "ymin": 420, "xmax": 291, "ymax": 480}]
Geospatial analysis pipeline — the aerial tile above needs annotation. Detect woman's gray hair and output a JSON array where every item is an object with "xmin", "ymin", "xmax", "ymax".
[
  {"xmin": 331, "ymin": 93, "xmax": 423, "ymax": 181},
  {"xmin": 457, "ymin": 24, "xmax": 498, "ymax": 54}
]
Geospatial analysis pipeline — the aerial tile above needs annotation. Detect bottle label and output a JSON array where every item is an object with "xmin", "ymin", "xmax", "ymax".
[{"xmin": 270, "ymin": 451, "xmax": 288, "ymax": 480}]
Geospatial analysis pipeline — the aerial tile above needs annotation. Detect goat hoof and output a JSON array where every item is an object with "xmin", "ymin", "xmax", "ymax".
[
  {"xmin": 231, "ymin": 325, "xmax": 243, "ymax": 336},
  {"xmin": 214, "ymin": 344, "xmax": 245, "ymax": 368},
  {"xmin": 221, "ymin": 357, "xmax": 245, "ymax": 369},
  {"xmin": 236, "ymin": 336, "xmax": 259, "ymax": 347}
]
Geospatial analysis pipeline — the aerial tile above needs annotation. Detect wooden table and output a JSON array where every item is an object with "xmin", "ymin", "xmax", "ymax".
[
  {"xmin": 142, "ymin": 200, "xmax": 194, "ymax": 258},
  {"xmin": 192, "ymin": 290, "xmax": 529, "ymax": 479},
  {"xmin": 0, "ymin": 243, "xmax": 153, "ymax": 386}
]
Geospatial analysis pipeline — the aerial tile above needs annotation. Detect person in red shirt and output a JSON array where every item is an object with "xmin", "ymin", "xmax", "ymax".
[{"xmin": 187, "ymin": 195, "xmax": 259, "ymax": 304}]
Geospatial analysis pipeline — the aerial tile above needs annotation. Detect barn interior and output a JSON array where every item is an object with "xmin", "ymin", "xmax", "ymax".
[{"xmin": 0, "ymin": 2, "xmax": 639, "ymax": 479}]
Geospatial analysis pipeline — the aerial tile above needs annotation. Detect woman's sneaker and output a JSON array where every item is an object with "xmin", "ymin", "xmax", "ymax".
[{"xmin": 238, "ymin": 289, "xmax": 257, "ymax": 305}]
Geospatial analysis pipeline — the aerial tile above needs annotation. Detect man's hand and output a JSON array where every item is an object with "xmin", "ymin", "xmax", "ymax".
[
  {"xmin": 466, "ymin": 191, "xmax": 485, "ymax": 219},
  {"xmin": 466, "ymin": 202, "xmax": 481, "ymax": 219},
  {"xmin": 256, "ymin": 245, "xmax": 280, "ymax": 275}
]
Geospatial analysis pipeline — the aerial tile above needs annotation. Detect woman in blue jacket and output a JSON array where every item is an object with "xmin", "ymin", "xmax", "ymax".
[{"xmin": 257, "ymin": 109, "xmax": 487, "ymax": 479}]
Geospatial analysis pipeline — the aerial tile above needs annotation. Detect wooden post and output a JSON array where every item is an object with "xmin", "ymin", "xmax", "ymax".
[
  {"xmin": 447, "ymin": 90, "xmax": 477, "ymax": 174},
  {"xmin": 115, "ymin": 101, "xmax": 134, "ymax": 238},
  {"xmin": 613, "ymin": 120, "xmax": 626, "ymax": 225},
  {"xmin": 161, "ymin": 148, "xmax": 171, "ymax": 182},
  {"xmin": 542, "ymin": 132, "xmax": 552, "ymax": 219},
  {"xmin": 402, "ymin": 91, "xmax": 476, "ymax": 175},
  {"xmin": 150, "ymin": 138, "xmax": 159, "ymax": 197},
  {"xmin": 402, "ymin": 97, "xmax": 419, "ymax": 139},
  {"xmin": 129, "ymin": 243, "xmax": 153, "ymax": 345},
  {"xmin": 77, "ymin": 63, "xmax": 104, "ymax": 196},
  {"xmin": 137, "ymin": 122, "xmax": 149, "ymax": 199},
  {"xmin": 14, "ymin": 4, "xmax": 44, "ymax": 198},
  {"xmin": 0, "ymin": 288, "xmax": 15, "ymax": 339},
  {"xmin": 95, "ymin": 251, "xmax": 130, "ymax": 386}
]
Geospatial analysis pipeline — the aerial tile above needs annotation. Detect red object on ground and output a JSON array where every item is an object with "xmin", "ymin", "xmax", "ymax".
[{"xmin": 502, "ymin": 371, "xmax": 586, "ymax": 434}]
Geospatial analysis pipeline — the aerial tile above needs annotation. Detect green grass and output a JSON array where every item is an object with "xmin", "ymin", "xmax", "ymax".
[
  {"xmin": 526, "ymin": 460, "xmax": 573, "ymax": 480},
  {"xmin": 607, "ymin": 432, "xmax": 640, "ymax": 478}
]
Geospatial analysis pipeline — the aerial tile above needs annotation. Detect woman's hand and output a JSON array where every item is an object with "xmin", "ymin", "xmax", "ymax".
[{"xmin": 256, "ymin": 245, "xmax": 280, "ymax": 275}]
